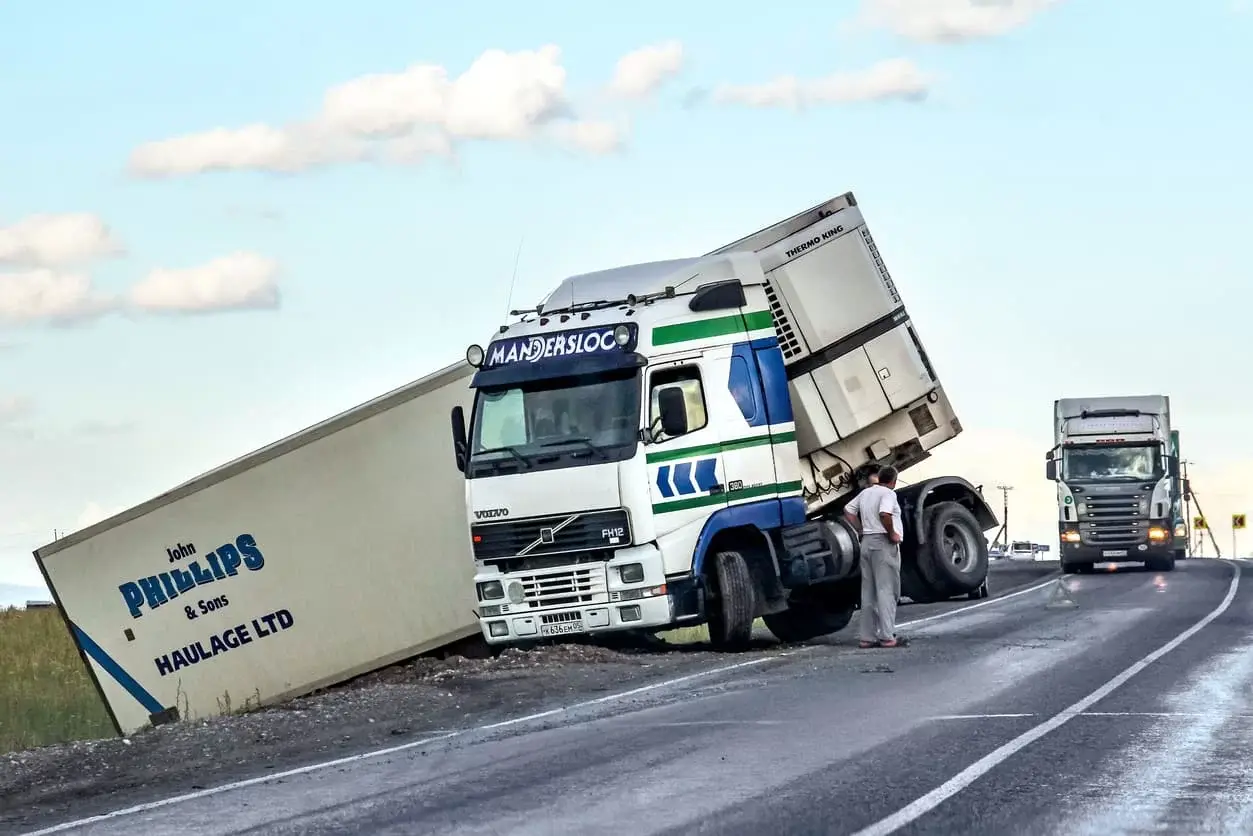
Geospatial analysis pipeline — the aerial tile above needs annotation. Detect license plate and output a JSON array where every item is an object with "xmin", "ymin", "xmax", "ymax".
[
  {"xmin": 1102, "ymin": 549, "xmax": 1128, "ymax": 558},
  {"xmin": 540, "ymin": 620, "xmax": 584, "ymax": 637}
]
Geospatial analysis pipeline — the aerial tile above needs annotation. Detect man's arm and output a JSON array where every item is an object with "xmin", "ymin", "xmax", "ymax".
[
  {"xmin": 877, "ymin": 492, "xmax": 901, "ymax": 543},
  {"xmin": 844, "ymin": 494, "xmax": 862, "ymax": 533}
]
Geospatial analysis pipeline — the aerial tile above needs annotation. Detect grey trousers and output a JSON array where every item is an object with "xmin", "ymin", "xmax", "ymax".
[{"xmin": 859, "ymin": 533, "xmax": 901, "ymax": 642}]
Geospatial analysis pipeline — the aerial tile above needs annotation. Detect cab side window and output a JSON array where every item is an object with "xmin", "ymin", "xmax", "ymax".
[{"xmin": 648, "ymin": 366, "xmax": 708, "ymax": 441}]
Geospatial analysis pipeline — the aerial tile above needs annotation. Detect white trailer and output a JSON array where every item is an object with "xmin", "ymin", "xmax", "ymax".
[
  {"xmin": 34, "ymin": 361, "xmax": 480, "ymax": 736},
  {"xmin": 453, "ymin": 191, "xmax": 1001, "ymax": 649}
]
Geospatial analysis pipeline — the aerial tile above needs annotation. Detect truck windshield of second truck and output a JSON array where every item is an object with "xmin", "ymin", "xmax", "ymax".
[
  {"xmin": 1062, "ymin": 444, "xmax": 1159, "ymax": 481},
  {"xmin": 469, "ymin": 369, "xmax": 641, "ymax": 474}
]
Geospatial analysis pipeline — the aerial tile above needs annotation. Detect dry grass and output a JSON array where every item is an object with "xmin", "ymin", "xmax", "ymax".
[
  {"xmin": 657, "ymin": 617, "xmax": 768, "ymax": 645},
  {"xmin": 0, "ymin": 606, "xmax": 113, "ymax": 753}
]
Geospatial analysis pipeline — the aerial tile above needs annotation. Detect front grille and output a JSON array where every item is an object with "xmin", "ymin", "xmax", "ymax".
[
  {"xmin": 1076, "ymin": 487, "xmax": 1151, "ymax": 546},
  {"xmin": 514, "ymin": 566, "xmax": 607, "ymax": 609},
  {"xmin": 472, "ymin": 508, "xmax": 632, "ymax": 561}
]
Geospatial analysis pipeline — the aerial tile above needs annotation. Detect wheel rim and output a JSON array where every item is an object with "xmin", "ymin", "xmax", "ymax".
[{"xmin": 941, "ymin": 521, "xmax": 981, "ymax": 577}]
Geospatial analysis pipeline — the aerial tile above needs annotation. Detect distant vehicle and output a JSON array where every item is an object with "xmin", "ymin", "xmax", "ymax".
[
  {"xmin": 1008, "ymin": 541, "xmax": 1035, "ymax": 560},
  {"xmin": 989, "ymin": 545, "xmax": 1005, "ymax": 559}
]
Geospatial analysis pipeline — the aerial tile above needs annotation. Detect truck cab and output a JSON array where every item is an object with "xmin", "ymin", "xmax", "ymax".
[
  {"xmin": 451, "ymin": 193, "xmax": 999, "ymax": 649},
  {"xmin": 1046, "ymin": 396, "xmax": 1180, "ymax": 574}
]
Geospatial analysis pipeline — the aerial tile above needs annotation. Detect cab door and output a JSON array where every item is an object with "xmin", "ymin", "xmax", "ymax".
[{"xmin": 645, "ymin": 351, "xmax": 730, "ymax": 572}]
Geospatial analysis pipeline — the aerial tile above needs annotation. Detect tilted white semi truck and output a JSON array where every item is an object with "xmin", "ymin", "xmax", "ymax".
[
  {"xmin": 1045, "ymin": 395, "xmax": 1182, "ymax": 574},
  {"xmin": 451, "ymin": 191, "xmax": 1000, "ymax": 649}
]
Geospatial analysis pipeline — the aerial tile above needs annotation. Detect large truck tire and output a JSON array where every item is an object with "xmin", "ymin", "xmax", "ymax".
[
  {"xmin": 1147, "ymin": 554, "xmax": 1177, "ymax": 572},
  {"xmin": 707, "ymin": 550, "xmax": 756, "ymax": 651},
  {"xmin": 915, "ymin": 502, "xmax": 989, "ymax": 598},
  {"xmin": 900, "ymin": 558, "xmax": 947, "ymax": 603},
  {"xmin": 763, "ymin": 588, "xmax": 855, "ymax": 644},
  {"xmin": 1173, "ymin": 548, "xmax": 1187, "ymax": 562}
]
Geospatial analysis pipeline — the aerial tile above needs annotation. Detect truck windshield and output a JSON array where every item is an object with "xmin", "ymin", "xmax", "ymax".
[
  {"xmin": 1062, "ymin": 444, "xmax": 1160, "ymax": 482},
  {"xmin": 468, "ymin": 369, "xmax": 641, "ymax": 476}
]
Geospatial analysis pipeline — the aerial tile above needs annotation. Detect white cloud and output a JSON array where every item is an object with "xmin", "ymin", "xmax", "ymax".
[
  {"xmin": 129, "ymin": 44, "xmax": 631, "ymax": 178},
  {"xmin": 0, "ymin": 269, "xmax": 117, "ymax": 326},
  {"xmin": 0, "ymin": 213, "xmax": 124, "ymax": 267},
  {"xmin": 609, "ymin": 41, "xmax": 685, "ymax": 99},
  {"xmin": 129, "ymin": 252, "xmax": 281, "ymax": 314},
  {"xmin": 857, "ymin": 0, "xmax": 1061, "ymax": 43},
  {"xmin": 550, "ymin": 119, "xmax": 627, "ymax": 154},
  {"xmin": 712, "ymin": 58, "xmax": 931, "ymax": 108},
  {"xmin": 0, "ymin": 395, "xmax": 33, "ymax": 425},
  {"xmin": 130, "ymin": 124, "xmax": 370, "ymax": 178}
]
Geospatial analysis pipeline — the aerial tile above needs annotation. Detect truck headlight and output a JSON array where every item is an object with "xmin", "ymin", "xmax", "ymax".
[
  {"xmin": 1148, "ymin": 527, "xmax": 1167, "ymax": 542},
  {"xmin": 477, "ymin": 580, "xmax": 504, "ymax": 601},
  {"xmin": 1174, "ymin": 524, "xmax": 1186, "ymax": 537},
  {"xmin": 613, "ymin": 325, "xmax": 632, "ymax": 347},
  {"xmin": 619, "ymin": 563, "xmax": 644, "ymax": 583},
  {"xmin": 1062, "ymin": 530, "xmax": 1081, "ymax": 543}
]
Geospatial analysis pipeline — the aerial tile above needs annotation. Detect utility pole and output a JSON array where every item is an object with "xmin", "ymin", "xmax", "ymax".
[
  {"xmin": 1181, "ymin": 459, "xmax": 1194, "ymax": 549},
  {"xmin": 989, "ymin": 484, "xmax": 1013, "ymax": 548}
]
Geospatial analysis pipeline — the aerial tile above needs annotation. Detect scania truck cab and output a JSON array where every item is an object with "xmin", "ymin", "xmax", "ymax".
[
  {"xmin": 451, "ymin": 192, "xmax": 999, "ymax": 649},
  {"xmin": 1046, "ymin": 395, "xmax": 1180, "ymax": 574}
]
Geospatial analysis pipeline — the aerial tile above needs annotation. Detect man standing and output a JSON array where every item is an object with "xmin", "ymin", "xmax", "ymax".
[{"xmin": 844, "ymin": 466, "xmax": 909, "ymax": 648}]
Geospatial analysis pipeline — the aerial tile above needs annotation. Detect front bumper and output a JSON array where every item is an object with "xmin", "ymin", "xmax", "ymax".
[
  {"xmin": 1059, "ymin": 535, "xmax": 1174, "ymax": 564},
  {"xmin": 473, "ymin": 543, "xmax": 677, "ymax": 644}
]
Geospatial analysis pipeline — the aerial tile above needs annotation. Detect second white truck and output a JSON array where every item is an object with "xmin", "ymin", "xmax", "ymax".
[
  {"xmin": 1046, "ymin": 395, "xmax": 1181, "ymax": 573},
  {"xmin": 451, "ymin": 191, "xmax": 999, "ymax": 649}
]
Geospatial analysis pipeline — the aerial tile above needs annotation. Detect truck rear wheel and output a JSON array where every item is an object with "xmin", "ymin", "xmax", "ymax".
[
  {"xmin": 915, "ymin": 502, "xmax": 989, "ymax": 598},
  {"xmin": 763, "ymin": 589, "xmax": 855, "ymax": 644},
  {"xmin": 707, "ymin": 550, "xmax": 756, "ymax": 651}
]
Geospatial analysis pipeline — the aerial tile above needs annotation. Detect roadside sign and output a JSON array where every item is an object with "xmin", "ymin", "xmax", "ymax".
[
  {"xmin": 1234, "ymin": 514, "xmax": 1247, "ymax": 531},
  {"xmin": 1195, "ymin": 516, "xmax": 1208, "ymax": 530}
]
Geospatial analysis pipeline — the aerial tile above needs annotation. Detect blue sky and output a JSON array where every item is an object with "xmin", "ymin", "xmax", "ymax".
[{"xmin": 2, "ymin": 0, "xmax": 1252, "ymax": 592}]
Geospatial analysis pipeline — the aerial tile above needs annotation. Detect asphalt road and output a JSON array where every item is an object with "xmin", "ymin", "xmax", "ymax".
[{"xmin": 27, "ymin": 558, "xmax": 1253, "ymax": 836}]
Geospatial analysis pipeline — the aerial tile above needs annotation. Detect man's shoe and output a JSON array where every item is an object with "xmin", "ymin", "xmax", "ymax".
[{"xmin": 879, "ymin": 635, "xmax": 910, "ymax": 648}]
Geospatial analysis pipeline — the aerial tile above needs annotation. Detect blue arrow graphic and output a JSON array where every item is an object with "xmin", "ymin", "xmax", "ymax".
[
  {"xmin": 694, "ymin": 458, "xmax": 719, "ymax": 492},
  {"xmin": 672, "ymin": 461, "xmax": 695, "ymax": 496},
  {"xmin": 656, "ymin": 465, "xmax": 675, "ymax": 498}
]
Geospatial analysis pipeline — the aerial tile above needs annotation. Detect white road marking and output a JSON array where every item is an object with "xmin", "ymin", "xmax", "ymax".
[
  {"xmin": 851, "ymin": 560, "xmax": 1242, "ymax": 836},
  {"xmin": 929, "ymin": 712, "xmax": 1253, "ymax": 721},
  {"xmin": 21, "ymin": 570, "xmax": 1056, "ymax": 835},
  {"xmin": 896, "ymin": 575, "xmax": 1059, "ymax": 630},
  {"xmin": 929, "ymin": 713, "xmax": 1037, "ymax": 720}
]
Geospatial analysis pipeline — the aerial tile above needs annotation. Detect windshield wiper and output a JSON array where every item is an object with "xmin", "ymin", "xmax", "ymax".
[
  {"xmin": 537, "ymin": 436, "xmax": 608, "ymax": 460},
  {"xmin": 474, "ymin": 445, "xmax": 534, "ymax": 468}
]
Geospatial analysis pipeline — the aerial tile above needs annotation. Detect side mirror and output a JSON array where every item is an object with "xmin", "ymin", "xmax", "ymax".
[
  {"xmin": 1044, "ymin": 450, "xmax": 1054, "ymax": 461},
  {"xmin": 657, "ymin": 387, "xmax": 689, "ymax": 438},
  {"xmin": 1166, "ymin": 455, "xmax": 1178, "ymax": 477},
  {"xmin": 1182, "ymin": 478, "xmax": 1192, "ymax": 500},
  {"xmin": 1045, "ymin": 460, "xmax": 1057, "ymax": 481},
  {"xmin": 450, "ymin": 406, "xmax": 468, "ymax": 473}
]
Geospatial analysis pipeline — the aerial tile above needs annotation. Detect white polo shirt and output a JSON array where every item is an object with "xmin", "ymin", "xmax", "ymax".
[{"xmin": 848, "ymin": 484, "xmax": 903, "ymax": 540}]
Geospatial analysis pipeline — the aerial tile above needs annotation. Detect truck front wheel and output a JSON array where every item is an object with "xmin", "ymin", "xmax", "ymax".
[
  {"xmin": 915, "ymin": 502, "xmax": 989, "ymax": 598},
  {"xmin": 707, "ymin": 550, "xmax": 756, "ymax": 651}
]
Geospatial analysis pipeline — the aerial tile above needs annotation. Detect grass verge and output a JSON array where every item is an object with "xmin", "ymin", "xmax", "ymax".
[
  {"xmin": 657, "ymin": 617, "xmax": 768, "ymax": 646},
  {"xmin": 0, "ymin": 607, "xmax": 113, "ymax": 753}
]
